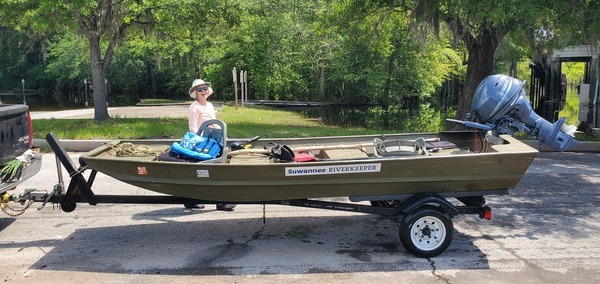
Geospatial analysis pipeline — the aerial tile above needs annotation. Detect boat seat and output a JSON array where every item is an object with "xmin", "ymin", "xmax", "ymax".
[
  {"xmin": 373, "ymin": 138, "xmax": 427, "ymax": 157},
  {"xmin": 196, "ymin": 119, "xmax": 229, "ymax": 163},
  {"xmin": 320, "ymin": 149, "xmax": 369, "ymax": 160},
  {"xmin": 229, "ymin": 154, "xmax": 274, "ymax": 164}
]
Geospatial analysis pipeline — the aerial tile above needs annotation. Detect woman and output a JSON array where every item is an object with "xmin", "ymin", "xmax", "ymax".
[
  {"xmin": 185, "ymin": 78, "xmax": 236, "ymax": 211},
  {"xmin": 188, "ymin": 78, "xmax": 216, "ymax": 134}
]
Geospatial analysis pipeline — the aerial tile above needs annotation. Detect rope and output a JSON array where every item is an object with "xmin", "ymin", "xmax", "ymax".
[{"xmin": 104, "ymin": 142, "xmax": 162, "ymax": 157}]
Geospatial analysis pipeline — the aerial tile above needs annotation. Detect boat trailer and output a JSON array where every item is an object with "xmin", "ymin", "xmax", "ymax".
[{"xmin": 6, "ymin": 133, "xmax": 496, "ymax": 258}]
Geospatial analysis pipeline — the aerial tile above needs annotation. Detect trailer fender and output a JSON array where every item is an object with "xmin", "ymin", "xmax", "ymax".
[{"xmin": 398, "ymin": 192, "xmax": 459, "ymax": 216}]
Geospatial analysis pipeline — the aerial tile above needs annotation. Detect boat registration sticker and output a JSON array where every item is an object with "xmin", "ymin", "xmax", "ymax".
[
  {"xmin": 196, "ymin": 170, "xmax": 209, "ymax": 178},
  {"xmin": 285, "ymin": 163, "xmax": 381, "ymax": 176}
]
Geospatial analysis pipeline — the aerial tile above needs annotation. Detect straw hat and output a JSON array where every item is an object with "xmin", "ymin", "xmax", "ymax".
[{"xmin": 188, "ymin": 79, "xmax": 212, "ymax": 98}]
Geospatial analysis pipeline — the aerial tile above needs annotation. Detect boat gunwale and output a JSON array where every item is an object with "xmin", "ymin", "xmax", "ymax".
[{"xmin": 81, "ymin": 132, "xmax": 539, "ymax": 166}]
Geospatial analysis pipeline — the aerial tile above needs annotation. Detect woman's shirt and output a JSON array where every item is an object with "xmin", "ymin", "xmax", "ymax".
[{"xmin": 188, "ymin": 100, "xmax": 215, "ymax": 134}]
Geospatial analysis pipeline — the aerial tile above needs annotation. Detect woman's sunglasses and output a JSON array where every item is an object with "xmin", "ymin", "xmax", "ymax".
[{"xmin": 196, "ymin": 86, "xmax": 209, "ymax": 92}]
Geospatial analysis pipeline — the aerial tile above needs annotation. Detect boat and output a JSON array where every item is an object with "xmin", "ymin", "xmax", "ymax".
[{"xmin": 78, "ymin": 129, "xmax": 538, "ymax": 203}]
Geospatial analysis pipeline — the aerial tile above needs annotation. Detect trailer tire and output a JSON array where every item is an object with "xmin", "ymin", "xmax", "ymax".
[
  {"xmin": 399, "ymin": 205, "xmax": 453, "ymax": 258},
  {"xmin": 61, "ymin": 202, "xmax": 77, "ymax": 212}
]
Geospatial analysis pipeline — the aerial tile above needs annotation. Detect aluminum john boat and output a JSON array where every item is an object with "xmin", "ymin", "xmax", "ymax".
[{"xmin": 78, "ymin": 130, "xmax": 537, "ymax": 203}]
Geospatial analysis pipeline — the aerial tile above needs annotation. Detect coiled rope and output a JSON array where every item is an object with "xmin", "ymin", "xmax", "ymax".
[{"xmin": 104, "ymin": 142, "xmax": 162, "ymax": 157}]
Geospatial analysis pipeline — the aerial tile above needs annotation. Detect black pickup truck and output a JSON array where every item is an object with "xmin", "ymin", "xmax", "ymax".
[{"xmin": 0, "ymin": 101, "xmax": 42, "ymax": 196}]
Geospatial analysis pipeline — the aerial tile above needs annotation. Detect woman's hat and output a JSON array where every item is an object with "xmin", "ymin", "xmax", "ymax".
[{"xmin": 188, "ymin": 79, "xmax": 212, "ymax": 97}]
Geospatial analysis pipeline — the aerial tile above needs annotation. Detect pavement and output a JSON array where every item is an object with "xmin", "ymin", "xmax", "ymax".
[
  {"xmin": 30, "ymin": 104, "xmax": 190, "ymax": 120},
  {"xmin": 29, "ymin": 105, "xmax": 600, "ymax": 152},
  {"xmin": 2, "ymin": 150, "xmax": 600, "ymax": 283}
]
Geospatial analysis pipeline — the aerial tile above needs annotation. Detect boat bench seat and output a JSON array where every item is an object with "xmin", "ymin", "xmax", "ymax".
[
  {"xmin": 320, "ymin": 149, "xmax": 369, "ymax": 160},
  {"xmin": 229, "ymin": 154, "xmax": 273, "ymax": 164},
  {"xmin": 117, "ymin": 155, "xmax": 160, "ymax": 162}
]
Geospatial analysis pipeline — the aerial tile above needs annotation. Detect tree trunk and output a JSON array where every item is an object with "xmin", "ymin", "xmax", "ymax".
[
  {"xmin": 455, "ymin": 28, "xmax": 504, "ymax": 122},
  {"xmin": 148, "ymin": 62, "xmax": 157, "ymax": 98},
  {"xmin": 319, "ymin": 65, "xmax": 326, "ymax": 101},
  {"xmin": 89, "ymin": 35, "xmax": 110, "ymax": 120},
  {"xmin": 382, "ymin": 44, "xmax": 398, "ymax": 129}
]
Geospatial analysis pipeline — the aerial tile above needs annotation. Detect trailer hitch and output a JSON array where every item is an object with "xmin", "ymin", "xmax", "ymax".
[{"xmin": 38, "ymin": 183, "xmax": 63, "ymax": 210}]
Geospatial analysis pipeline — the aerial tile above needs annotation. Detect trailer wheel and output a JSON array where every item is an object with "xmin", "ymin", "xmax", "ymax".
[
  {"xmin": 60, "ymin": 202, "xmax": 77, "ymax": 212},
  {"xmin": 399, "ymin": 205, "xmax": 453, "ymax": 258}
]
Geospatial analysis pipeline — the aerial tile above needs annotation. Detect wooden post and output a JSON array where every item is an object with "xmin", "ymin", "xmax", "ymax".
[
  {"xmin": 244, "ymin": 70, "xmax": 248, "ymax": 104},
  {"xmin": 240, "ymin": 70, "xmax": 245, "ymax": 106},
  {"xmin": 232, "ymin": 67, "xmax": 238, "ymax": 110}
]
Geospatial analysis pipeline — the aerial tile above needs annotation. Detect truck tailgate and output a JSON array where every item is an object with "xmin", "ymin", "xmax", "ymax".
[{"xmin": 1, "ymin": 104, "xmax": 31, "ymax": 165}]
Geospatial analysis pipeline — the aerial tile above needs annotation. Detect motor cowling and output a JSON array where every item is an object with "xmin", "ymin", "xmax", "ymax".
[{"xmin": 464, "ymin": 74, "xmax": 580, "ymax": 151}]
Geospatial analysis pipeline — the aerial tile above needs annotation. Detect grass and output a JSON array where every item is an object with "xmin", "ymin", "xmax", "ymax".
[
  {"xmin": 559, "ymin": 88, "xmax": 580, "ymax": 126},
  {"xmin": 32, "ymin": 105, "xmax": 396, "ymax": 140},
  {"xmin": 217, "ymin": 106, "xmax": 395, "ymax": 138},
  {"xmin": 33, "ymin": 117, "xmax": 189, "ymax": 140},
  {"xmin": 558, "ymin": 88, "xmax": 600, "ymax": 141},
  {"xmin": 513, "ymin": 130, "xmax": 600, "ymax": 142}
]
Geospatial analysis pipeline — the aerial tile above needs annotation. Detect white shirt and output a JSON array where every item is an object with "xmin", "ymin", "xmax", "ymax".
[{"xmin": 188, "ymin": 100, "xmax": 216, "ymax": 134}]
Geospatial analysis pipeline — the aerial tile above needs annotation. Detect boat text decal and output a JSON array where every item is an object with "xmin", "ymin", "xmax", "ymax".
[
  {"xmin": 285, "ymin": 163, "xmax": 381, "ymax": 176},
  {"xmin": 196, "ymin": 170, "xmax": 209, "ymax": 178}
]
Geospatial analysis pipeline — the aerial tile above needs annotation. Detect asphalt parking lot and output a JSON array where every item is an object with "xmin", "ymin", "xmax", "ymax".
[{"xmin": 1, "ymin": 151, "xmax": 599, "ymax": 283}]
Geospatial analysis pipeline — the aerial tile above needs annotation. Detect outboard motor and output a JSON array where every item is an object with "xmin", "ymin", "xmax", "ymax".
[{"xmin": 448, "ymin": 74, "xmax": 580, "ymax": 151}]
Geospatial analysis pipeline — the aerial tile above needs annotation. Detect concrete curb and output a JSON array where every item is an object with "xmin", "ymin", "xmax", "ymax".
[{"xmin": 34, "ymin": 138, "xmax": 600, "ymax": 153}]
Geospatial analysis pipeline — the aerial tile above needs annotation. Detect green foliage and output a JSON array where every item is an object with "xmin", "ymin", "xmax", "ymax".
[
  {"xmin": 1, "ymin": 159, "xmax": 24, "ymax": 182},
  {"xmin": 326, "ymin": 3, "xmax": 462, "ymax": 105},
  {"xmin": 559, "ymin": 87, "xmax": 581, "ymax": 126},
  {"xmin": 556, "ymin": 63, "xmax": 585, "ymax": 126},
  {"xmin": 0, "ymin": 26, "xmax": 47, "ymax": 91},
  {"xmin": 562, "ymin": 62, "xmax": 586, "ymax": 84},
  {"xmin": 45, "ymin": 32, "xmax": 90, "ymax": 84},
  {"xmin": 2, "ymin": 0, "xmax": 598, "ymax": 128},
  {"xmin": 575, "ymin": 133, "xmax": 600, "ymax": 142},
  {"xmin": 105, "ymin": 42, "xmax": 147, "ymax": 103}
]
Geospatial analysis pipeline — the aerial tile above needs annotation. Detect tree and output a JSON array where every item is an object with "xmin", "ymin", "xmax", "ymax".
[
  {"xmin": 1, "ymin": 0, "xmax": 153, "ymax": 120},
  {"xmin": 413, "ymin": 0, "xmax": 551, "ymax": 121},
  {"xmin": 350, "ymin": 0, "xmax": 596, "ymax": 122},
  {"xmin": 0, "ymin": 27, "xmax": 42, "ymax": 91},
  {"xmin": 76, "ymin": 0, "xmax": 130, "ymax": 120},
  {"xmin": 330, "ymin": 2, "xmax": 460, "ymax": 98}
]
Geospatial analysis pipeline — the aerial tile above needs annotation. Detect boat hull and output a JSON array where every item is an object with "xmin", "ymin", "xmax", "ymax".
[{"xmin": 79, "ymin": 132, "xmax": 538, "ymax": 202}]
